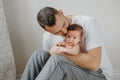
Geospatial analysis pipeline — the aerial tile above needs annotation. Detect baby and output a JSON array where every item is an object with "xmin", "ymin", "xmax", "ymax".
[{"xmin": 50, "ymin": 24, "xmax": 83, "ymax": 55}]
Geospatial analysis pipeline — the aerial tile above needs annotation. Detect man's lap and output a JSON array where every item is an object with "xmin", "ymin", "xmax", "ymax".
[{"xmin": 35, "ymin": 53, "xmax": 106, "ymax": 80}]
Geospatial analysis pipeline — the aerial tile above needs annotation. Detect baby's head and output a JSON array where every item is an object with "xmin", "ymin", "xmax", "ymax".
[{"xmin": 65, "ymin": 24, "xmax": 83, "ymax": 46}]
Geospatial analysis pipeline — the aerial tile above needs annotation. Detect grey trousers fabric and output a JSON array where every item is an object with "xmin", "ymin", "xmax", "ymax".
[{"xmin": 21, "ymin": 50, "xmax": 106, "ymax": 80}]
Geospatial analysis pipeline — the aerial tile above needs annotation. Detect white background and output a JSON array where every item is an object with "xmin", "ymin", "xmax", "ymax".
[{"xmin": 2, "ymin": 0, "xmax": 120, "ymax": 79}]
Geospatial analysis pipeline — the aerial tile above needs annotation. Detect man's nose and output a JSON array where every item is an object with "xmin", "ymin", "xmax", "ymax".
[{"xmin": 61, "ymin": 29, "xmax": 67, "ymax": 35}]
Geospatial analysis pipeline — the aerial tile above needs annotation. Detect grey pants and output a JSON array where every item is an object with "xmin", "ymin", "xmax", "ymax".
[{"xmin": 21, "ymin": 50, "xmax": 106, "ymax": 80}]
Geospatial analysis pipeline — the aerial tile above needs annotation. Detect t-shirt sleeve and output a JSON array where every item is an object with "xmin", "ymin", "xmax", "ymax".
[
  {"xmin": 43, "ymin": 32, "xmax": 51, "ymax": 51},
  {"xmin": 84, "ymin": 18, "xmax": 103, "ymax": 50}
]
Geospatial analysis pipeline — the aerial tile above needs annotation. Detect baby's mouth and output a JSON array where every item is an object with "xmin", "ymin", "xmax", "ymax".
[{"xmin": 67, "ymin": 42, "xmax": 75, "ymax": 46}]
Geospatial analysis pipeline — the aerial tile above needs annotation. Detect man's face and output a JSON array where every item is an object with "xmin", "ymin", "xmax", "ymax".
[
  {"xmin": 45, "ymin": 14, "xmax": 69, "ymax": 36},
  {"xmin": 65, "ymin": 31, "xmax": 82, "ymax": 46}
]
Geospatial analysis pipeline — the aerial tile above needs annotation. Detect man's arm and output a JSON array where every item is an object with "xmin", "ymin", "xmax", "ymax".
[{"xmin": 62, "ymin": 47, "xmax": 101, "ymax": 71}]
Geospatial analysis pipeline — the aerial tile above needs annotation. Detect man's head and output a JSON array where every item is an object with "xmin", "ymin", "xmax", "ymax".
[
  {"xmin": 65, "ymin": 24, "xmax": 83, "ymax": 46},
  {"xmin": 37, "ymin": 7, "xmax": 69, "ymax": 35}
]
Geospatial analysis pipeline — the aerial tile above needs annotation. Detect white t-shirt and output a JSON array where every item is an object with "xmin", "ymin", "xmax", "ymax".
[{"xmin": 43, "ymin": 15, "xmax": 113, "ymax": 79}]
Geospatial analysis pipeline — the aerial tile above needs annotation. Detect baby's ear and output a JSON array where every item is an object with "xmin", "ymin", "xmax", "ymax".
[{"xmin": 79, "ymin": 38, "xmax": 82, "ymax": 42}]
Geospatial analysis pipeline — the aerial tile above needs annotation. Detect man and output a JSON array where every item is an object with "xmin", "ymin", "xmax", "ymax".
[{"xmin": 21, "ymin": 7, "xmax": 113, "ymax": 80}]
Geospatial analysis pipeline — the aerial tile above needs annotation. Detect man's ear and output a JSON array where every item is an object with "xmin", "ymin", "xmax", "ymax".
[{"xmin": 59, "ymin": 9, "xmax": 64, "ymax": 15}]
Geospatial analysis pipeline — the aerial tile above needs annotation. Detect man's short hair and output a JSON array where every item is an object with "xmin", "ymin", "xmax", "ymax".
[{"xmin": 37, "ymin": 7, "xmax": 59, "ymax": 29}]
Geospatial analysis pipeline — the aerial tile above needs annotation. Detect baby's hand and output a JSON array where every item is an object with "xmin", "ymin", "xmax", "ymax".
[
  {"xmin": 49, "ymin": 46, "xmax": 66, "ymax": 55},
  {"xmin": 56, "ymin": 46, "xmax": 66, "ymax": 54},
  {"xmin": 49, "ymin": 46, "xmax": 58, "ymax": 55},
  {"xmin": 62, "ymin": 44, "xmax": 80, "ymax": 55},
  {"xmin": 71, "ymin": 44, "xmax": 80, "ymax": 55}
]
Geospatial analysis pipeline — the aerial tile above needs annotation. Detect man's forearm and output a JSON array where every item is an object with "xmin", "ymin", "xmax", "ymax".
[{"xmin": 62, "ymin": 47, "xmax": 101, "ymax": 71}]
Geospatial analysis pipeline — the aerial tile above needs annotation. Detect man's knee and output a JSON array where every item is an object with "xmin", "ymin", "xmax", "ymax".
[
  {"xmin": 28, "ymin": 50, "xmax": 50, "ymax": 64},
  {"xmin": 49, "ymin": 55, "xmax": 63, "ymax": 63}
]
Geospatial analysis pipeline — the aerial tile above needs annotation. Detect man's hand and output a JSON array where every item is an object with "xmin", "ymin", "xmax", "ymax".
[
  {"xmin": 56, "ymin": 41, "xmax": 65, "ymax": 47},
  {"xmin": 49, "ymin": 46, "xmax": 58, "ymax": 55}
]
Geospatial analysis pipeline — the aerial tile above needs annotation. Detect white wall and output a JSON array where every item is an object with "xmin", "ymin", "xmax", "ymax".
[{"xmin": 2, "ymin": 0, "xmax": 120, "ymax": 79}]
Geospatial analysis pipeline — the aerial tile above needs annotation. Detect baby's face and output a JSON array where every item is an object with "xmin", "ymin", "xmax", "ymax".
[{"xmin": 65, "ymin": 30, "xmax": 82, "ymax": 46}]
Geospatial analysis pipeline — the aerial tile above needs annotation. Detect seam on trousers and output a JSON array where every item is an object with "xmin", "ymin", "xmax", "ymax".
[
  {"xmin": 46, "ymin": 56, "xmax": 105, "ymax": 80},
  {"xmin": 62, "ymin": 61, "xmax": 78, "ymax": 80},
  {"xmin": 60, "ymin": 60, "xmax": 105, "ymax": 78},
  {"xmin": 48, "ymin": 62, "xmax": 63, "ymax": 80}
]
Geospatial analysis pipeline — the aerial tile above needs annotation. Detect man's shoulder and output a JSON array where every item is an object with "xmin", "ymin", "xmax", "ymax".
[
  {"xmin": 73, "ymin": 15, "xmax": 94, "ymax": 20},
  {"xmin": 72, "ymin": 15, "xmax": 95, "ymax": 26},
  {"xmin": 43, "ymin": 31, "xmax": 50, "ymax": 37}
]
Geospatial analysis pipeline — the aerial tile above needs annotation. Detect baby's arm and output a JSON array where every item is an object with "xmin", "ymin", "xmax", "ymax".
[
  {"xmin": 49, "ymin": 46, "xmax": 58, "ymax": 55},
  {"xmin": 49, "ymin": 40, "xmax": 66, "ymax": 55},
  {"xmin": 49, "ymin": 41, "xmax": 80, "ymax": 56},
  {"xmin": 57, "ymin": 44, "xmax": 80, "ymax": 55}
]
